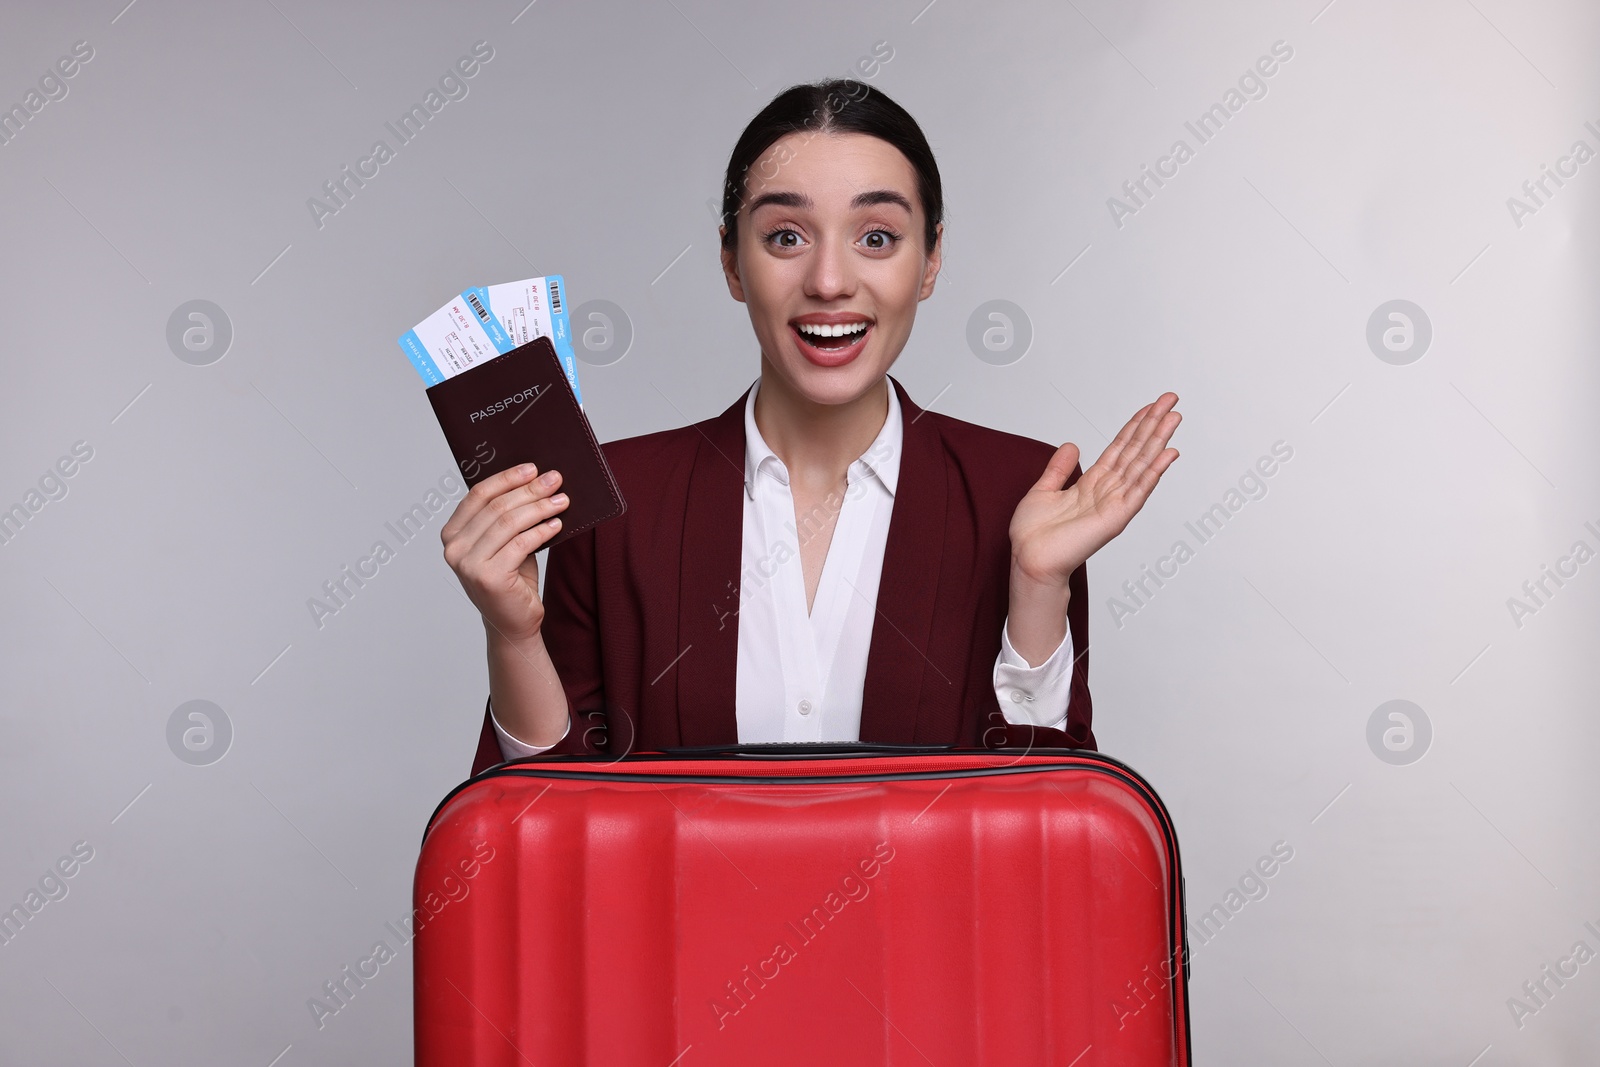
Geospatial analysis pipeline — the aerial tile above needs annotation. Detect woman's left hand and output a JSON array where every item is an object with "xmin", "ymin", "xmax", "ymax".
[{"xmin": 1009, "ymin": 392, "xmax": 1182, "ymax": 588}]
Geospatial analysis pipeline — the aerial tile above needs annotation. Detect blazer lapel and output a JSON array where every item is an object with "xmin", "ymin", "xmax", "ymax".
[
  {"xmin": 859, "ymin": 375, "xmax": 949, "ymax": 743},
  {"xmin": 673, "ymin": 385, "xmax": 750, "ymax": 746},
  {"xmin": 671, "ymin": 374, "xmax": 951, "ymax": 747}
]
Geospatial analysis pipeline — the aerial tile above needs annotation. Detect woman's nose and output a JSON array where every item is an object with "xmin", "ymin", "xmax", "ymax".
[{"xmin": 802, "ymin": 237, "xmax": 855, "ymax": 300}]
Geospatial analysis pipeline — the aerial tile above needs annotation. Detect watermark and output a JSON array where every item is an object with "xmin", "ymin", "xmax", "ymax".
[
  {"xmin": 966, "ymin": 299, "xmax": 1032, "ymax": 365},
  {"xmin": 307, "ymin": 839, "xmax": 495, "ymax": 1029},
  {"xmin": 710, "ymin": 840, "xmax": 895, "ymax": 1029},
  {"xmin": 306, "ymin": 473, "xmax": 465, "ymax": 629},
  {"xmin": 306, "ymin": 41, "xmax": 495, "ymax": 230},
  {"xmin": 1113, "ymin": 839, "xmax": 1294, "ymax": 1029},
  {"xmin": 166, "ymin": 299, "xmax": 233, "ymax": 366},
  {"xmin": 166, "ymin": 699, "xmax": 233, "ymax": 766},
  {"xmin": 1506, "ymin": 920, "xmax": 1600, "ymax": 1030},
  {"xmin": 1107, "ymin": 40, "xmax": 1294, "ymax": 229},
  {"xmin": 0, "ymin": 841, "xmax": 95, "ymax": 948},
  {"xmin": 1110, "ymin": 944, "xmax": 1186, "ymax": 1033},
  {"xmin": 1366, "ymin": 300, "xmax": 1431, "ymax": 365},
  {"xmin": 1506, "ymin": 121, "xmax": 1600, "ymax": 229},
  {"xmin": 0, "ymin": 440, "xmax": 94, "ymax": 548},
  {"xmin": 1366, "ymin": 699, "xmax": 1431, "ymax": 766},
  {"xmin": 0, "ymin": 40, "xmax": 94, "ymax": 148},
  {"xmin": 840, "ymin": 39, "xmax": 895, "ymax": 85},
  {"xmin": 571, "ymin": 299, "xmax": 633, "ymax": 366},
  {"xmin": 1505, "ymin": 520, "xmax": 1599, "ymax": 629},
  {"xmin": 1186, "ymin": 840, "xmax": 1294, "ymax": 950},
  {"xmin": 1107, "ymin": 441, "xmax": 1294, "ymax": 628}
]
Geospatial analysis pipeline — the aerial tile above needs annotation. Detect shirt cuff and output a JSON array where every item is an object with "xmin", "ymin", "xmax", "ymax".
[
  {"xmin": 490, "ymin": 700, "xmax": 571, "ymax": 760},
  {"xmin": 992, "ymin": 615, "xmax": 1075, "ymax": 729}
]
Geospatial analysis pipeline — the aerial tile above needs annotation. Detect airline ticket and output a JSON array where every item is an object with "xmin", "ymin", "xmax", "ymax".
[
  {"xmin": 484, "ymin": 275, "xmax": 581, "ymax": 404},
  {"xmin": 398, "ymin": 287, "xmax": 513, "ymax": 387},
  {"xmin": 398, "ymin": 275, "xmax": 581, "ymax": 403}
]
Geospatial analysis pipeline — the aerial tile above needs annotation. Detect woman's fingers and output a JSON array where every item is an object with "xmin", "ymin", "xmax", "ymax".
[
  {"xmin": 441, "ymin": 463, "xmax": 541, "ymax": 542},
  {"xmin": 1146, "ymin": 446, "xmax": 1180, "ymax": 485},
  {"xmin": 447, "ymin": 468, "xmax": 564, "ymax": 560},
  {"xmin": 1127, "ymin": 442, "xmax": 1181, "ymax": 499},
  {"xmin": 1128, "ymin": 394, "xmax": 1179, "ymax": 455},
  {"xmin": 1092, "ymin": 401, "xmax": 1153, "ymax": 474},
  {"xmin": 1122, "ymin": 406, "xmax": 1182, "ymax": 487},
  {"xmin": 1028, "ymin": 441, "xmax": 1082, "ymax": 493},
  {"xmin": 486, "ymin": 512, "xmax": 567, "ymax": 574},
  {"xmin": 1106, "ymin": 393, "xmax": 1179, "ymax": 480},
  {"xmin": 438, "ymin": 463, "xmax": 571, "ymax": 647},
  {"xmin": 460, "ymin": 492, "xmax": 570, "ymax": 570}
]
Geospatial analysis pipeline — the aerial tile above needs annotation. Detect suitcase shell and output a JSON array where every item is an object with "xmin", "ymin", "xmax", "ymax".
[{"xmin": 415, "ymin": 745, "xmax": 1191, "ymax": 1065}]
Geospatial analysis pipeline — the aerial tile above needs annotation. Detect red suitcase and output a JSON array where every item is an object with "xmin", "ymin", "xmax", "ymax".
[{"xmin": 414, "ymin": 744, "xmax": 1191, "ymax": 1065}]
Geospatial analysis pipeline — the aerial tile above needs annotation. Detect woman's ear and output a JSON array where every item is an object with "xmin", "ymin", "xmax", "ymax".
[
  {"xmin": 918, "ymin": 221, "xmax": 943, "ymax": 301},
  {"xmin": 719, "ymin": 225, "xmax": 747, "ymax": 303}
]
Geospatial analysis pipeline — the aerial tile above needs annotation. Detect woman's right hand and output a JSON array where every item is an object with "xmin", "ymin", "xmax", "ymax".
[{"xmin": 440, "ymin": 463, "xmax": 569, "ymax": 644}]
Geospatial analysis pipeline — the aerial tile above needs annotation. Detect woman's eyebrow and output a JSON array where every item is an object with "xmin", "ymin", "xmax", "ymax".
[
  {"xmin": 746, "ymin": 189, "xmax": 913, "ymax": 215},
  {"xmin": 850, "ymin": 189, "xmax": 913, "ymax": 215}
]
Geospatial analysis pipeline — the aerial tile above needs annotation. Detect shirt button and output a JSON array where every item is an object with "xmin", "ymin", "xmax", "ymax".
[
  {"xmin": 798, "ymin": 699, "xmax": 813, "ymax": 715},
  {"xmin": 1009, "ymin": 690, "xmax": 1025, "ymax": 703}
]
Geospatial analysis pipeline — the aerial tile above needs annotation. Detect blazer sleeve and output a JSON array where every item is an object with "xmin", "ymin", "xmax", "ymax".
[
  {"xmin": 976, "ymin": 450, "xmax": 1094, "ymax": 753},
  {"xmin": 1062, "ymin": 551, "xmax": 1095, "ymax": 748},
  {"xmin": 468, "ymin": 526, "xmax": 609, "ymax": 777},
  {"xmin": 979, "ymin": 554, "xmax": 1094, "ymax": 751}
]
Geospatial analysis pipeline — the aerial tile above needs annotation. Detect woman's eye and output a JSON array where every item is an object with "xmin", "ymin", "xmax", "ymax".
[
  {"xmin": 767, "ymin": 229, "xmax": 802, "ymax": 248},
  {"xmin": 862, "ymin": 230, "xmax": 898, "ymax": 250}
]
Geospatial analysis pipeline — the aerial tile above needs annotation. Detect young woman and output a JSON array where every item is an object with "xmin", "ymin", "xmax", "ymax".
[{"xmin": 444, "ymin": 79, "xmax": 1180, "ymax": 775}]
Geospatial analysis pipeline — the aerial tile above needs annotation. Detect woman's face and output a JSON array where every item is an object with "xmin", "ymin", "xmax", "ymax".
[{"xmin": 720, "ymin": 131, "xmax": 942, "ymax": 408}]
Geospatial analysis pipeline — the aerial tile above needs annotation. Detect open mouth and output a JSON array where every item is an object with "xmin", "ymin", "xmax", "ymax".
[{"xmin": 791, "ymin": 319, "xmax": 873, "ymax": 365}]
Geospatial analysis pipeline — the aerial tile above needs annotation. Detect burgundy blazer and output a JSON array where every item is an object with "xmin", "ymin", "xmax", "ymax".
[{"xmin": 470, "ymin": 374, "xmax": 1093, "ymax": 776}]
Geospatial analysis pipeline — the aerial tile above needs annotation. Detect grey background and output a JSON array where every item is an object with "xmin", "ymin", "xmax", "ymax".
[{"xmin": 2, "ymin": 0, "xmax": 1596, "ymax": 1063}]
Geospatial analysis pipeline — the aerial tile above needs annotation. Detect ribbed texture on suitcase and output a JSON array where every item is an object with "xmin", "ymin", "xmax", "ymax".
[{"xmin": 416, "ymin": 754, "xmax": 1187, "ymax": 1065}]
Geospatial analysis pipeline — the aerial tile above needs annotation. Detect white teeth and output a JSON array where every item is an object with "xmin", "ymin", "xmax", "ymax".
[{"xmin": 795, "ymin": 321, "xmax": 869, "ymax": 337}]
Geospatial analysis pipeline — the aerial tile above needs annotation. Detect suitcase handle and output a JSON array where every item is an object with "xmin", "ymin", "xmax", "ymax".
[{"xmin": 656, "ymin": 741, "xmax": 959, "ymax": 759}]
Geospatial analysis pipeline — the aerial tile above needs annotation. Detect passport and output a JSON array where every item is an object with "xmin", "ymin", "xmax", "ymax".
[{"xmin": 422, "ymin": 334, "xmax": 624, "ymax": 549}]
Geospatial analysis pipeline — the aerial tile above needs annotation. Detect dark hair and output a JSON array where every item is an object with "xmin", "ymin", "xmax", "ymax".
[{"xmin": 719, "ymin": 78, "xmax": 944, "ymax": 255}]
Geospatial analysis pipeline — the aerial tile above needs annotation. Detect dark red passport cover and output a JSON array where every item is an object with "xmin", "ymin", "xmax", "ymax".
[{"xmin": 424, "ymin": 336, "xmax": 625, "ymax": 548}]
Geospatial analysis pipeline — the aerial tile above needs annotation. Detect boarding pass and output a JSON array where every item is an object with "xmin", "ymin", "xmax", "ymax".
[{"xmin": 399, "ymin": 275, "xmax": 582, "ymax": 403}]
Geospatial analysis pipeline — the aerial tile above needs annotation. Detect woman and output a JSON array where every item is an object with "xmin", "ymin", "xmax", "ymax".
[{"xmin": 444, "ymin": 79, "xmax": 1180, "ymax": 776}]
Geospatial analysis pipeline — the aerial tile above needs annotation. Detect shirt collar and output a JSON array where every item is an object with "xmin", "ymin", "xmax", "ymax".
[{"xmin": 743, "ymin": 376, "xmax": 902, "ymax": 500}]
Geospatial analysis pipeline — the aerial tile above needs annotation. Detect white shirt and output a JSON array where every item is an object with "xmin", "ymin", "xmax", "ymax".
[{"xmin": 493, "ymin": 377, "xmax": 1076, "ymax": 758}]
